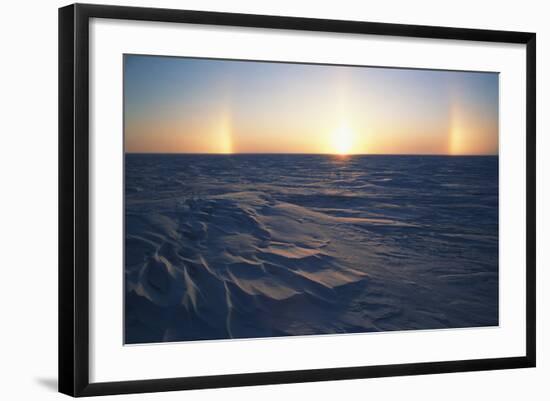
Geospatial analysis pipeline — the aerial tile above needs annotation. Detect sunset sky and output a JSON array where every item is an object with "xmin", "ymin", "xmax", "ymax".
[{"xmin": 124, "ymin": 55, "xmax": 499, "ymax": 155}]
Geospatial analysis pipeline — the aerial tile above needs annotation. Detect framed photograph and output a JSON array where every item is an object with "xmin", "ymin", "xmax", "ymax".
[{"xmin": 58, "ymin": 3, "xmax": 536, "ymax": 397}]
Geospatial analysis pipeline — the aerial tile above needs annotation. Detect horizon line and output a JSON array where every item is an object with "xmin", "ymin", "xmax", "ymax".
[{"xmin": 125, "ymin": 152, "xmax": 498, "ymax": 157}]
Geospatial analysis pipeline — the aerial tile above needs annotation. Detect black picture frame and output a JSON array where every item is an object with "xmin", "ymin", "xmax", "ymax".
[{"xmin": 59, "ymin": 3, "xmax": 536, "ymax": 397}]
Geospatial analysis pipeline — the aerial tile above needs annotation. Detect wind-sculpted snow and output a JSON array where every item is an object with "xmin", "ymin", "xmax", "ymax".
[{"xmin": 125, "ymin": 154, "xmax": 498, "ymax": 344}]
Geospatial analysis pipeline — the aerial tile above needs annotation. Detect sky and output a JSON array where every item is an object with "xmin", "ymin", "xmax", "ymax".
[{"xmin": 124, "ymin": 55, "xmax": 499, "ymax": 155}]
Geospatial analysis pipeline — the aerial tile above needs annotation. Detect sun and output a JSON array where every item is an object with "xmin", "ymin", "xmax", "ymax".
[{"xmin": 331, "ymin": 125, "xmax": 355, "ymax": 155}]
